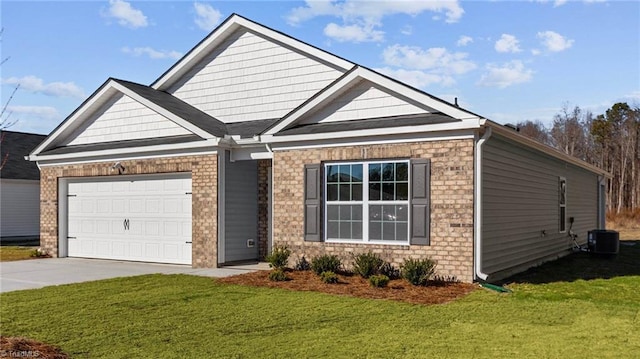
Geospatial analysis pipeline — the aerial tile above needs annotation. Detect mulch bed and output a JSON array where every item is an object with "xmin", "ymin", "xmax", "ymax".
[
  {"xmin": 0, "ymin": 336, "xmax": 69, "ymax": 359},
  {"xmin": 218, "ymin": 270, "xmax": 477, "ymax": 306}
]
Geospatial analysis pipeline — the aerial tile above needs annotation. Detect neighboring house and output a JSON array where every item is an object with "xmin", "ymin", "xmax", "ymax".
[
  {"xmin": 27, "ymin": 14, "xmax": 607, "ymax": 282},
  {"xmin": 1, "ymin": 130, "xmax": 47, "ymax": 242}
]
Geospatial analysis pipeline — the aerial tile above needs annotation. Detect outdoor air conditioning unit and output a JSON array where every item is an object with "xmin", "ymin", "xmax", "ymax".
[{"xmin": 587, "ymin": 230, "xmax": 620, "ymax": 255}]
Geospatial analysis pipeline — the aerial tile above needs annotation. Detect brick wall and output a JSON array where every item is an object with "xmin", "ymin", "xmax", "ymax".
[
  {"xmin": 257, "ymin": 159, "xmax": 272, "ymax": 260},
  {"xmin": 272, "ymin": 140, "xmax": 475, "ymax": 282},
  {"xmin": 39, "ymin": 154, "xmax": 218, "ymax": 268}
]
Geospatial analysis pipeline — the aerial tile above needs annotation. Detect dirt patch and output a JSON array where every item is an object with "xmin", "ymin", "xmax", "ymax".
[
  {"xmin": 218, "ymin": 270, "xmax": 477, "ymax": 306},
  {"xmin": 0, "ymin": 336, "xmax": 69, "ymax": 359}
]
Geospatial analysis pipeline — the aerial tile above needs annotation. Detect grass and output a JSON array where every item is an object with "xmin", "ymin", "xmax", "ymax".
[
  {"xmin": 2, "ymin": 239, "xmax": 640, "ymax": 358},
  {"xmin": 0, "ymin": 246, "xmax": 37, "ymax": 261}
]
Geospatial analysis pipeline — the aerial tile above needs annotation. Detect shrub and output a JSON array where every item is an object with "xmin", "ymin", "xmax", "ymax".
[
  {"xmin": 352, "ymin": 252, "xmax": 384, "ymax": 278},
  {"xmin": 311, "ymin": 255, "xmax": 341, "ymax": 275},
  {"xmin": 368, "ymin": 274, "xmax": 390, "ymax": 288},
  {"xmin": 432, "ymin": 275, "xmax": 459, "ymax": 284},
  {"xmin": 320, "ymin": 271, "xmax": 339, "ymax": 284},
  {"xmin": 265, "ymin": 246, "xmax": 291, "ymax": 270},
  {"xmin": 294, "ymin": 256, "xmax": 311, "ymax": 271},
  {"xmin": 30, "ymin": 248, "xmax": 49, "ymax": 258},
  {"xmin": 401, "ymin": 258, "xmax": 437, "ymax": 286},
  {"xmin": 268, "ymin": 269, "xmax": 288, "ymax": 282},
  {"xmin": 380, "ymin": 262, "xmax": 401, "ymax": 280}
]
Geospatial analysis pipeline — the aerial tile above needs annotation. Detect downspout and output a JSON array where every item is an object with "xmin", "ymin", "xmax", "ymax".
[{"xmin": 474, "ymin": 126, "xmax": 492, "ymax": 281}]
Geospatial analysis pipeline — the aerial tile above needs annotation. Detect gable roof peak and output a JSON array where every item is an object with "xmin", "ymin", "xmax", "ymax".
[{"xmin": 151, "ymin": 13, "xmax": 353, "ymax": 91}]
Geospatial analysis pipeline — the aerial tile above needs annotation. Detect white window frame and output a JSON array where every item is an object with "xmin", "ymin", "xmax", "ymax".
[
  {"xmin": 559, "ymin": 177, "xmax": 567, "ymax": 233},
  {"xmin": 324, "ymin": 160, "xmax": 410, "ymax": 245}
]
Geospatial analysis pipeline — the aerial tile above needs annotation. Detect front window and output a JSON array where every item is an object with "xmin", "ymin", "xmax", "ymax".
[{"xmin": 325, "ymin": 161, "xmax": 409, "ymax": 243}]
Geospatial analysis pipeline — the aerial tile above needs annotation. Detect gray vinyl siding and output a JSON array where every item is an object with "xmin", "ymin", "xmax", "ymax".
[
  {"xmin": 224, "ymin": 153, "xmax": 259, "ymax": 262},
  {"xmin": 482, "ymin": 134, "xmax": 599, "ymax": 277}
]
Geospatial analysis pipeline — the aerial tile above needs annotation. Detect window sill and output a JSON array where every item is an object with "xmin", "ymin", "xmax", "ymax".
[{"xmin": 325, "ymin": 239, "xmax": 411, "ymax": 246}]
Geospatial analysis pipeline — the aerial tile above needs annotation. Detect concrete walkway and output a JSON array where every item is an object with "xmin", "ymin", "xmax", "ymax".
[{"xmin": 0, "ymin": 258, "xmax": 268, "ymax": 293}]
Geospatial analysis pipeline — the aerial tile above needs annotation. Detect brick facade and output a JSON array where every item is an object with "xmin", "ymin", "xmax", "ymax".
[
  {"xmin": 257, "ymin": 159, "xmax": 272, "ymax": 260},
  {"xmin": 272, "ymin": 139, "xmax": 475, "ymax": 282},
  {"xmin": 39, "ymin": 154, "xmax": 219, "ymax": 268}
]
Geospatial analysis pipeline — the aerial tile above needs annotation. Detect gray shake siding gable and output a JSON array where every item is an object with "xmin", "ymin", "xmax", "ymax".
[{"xmin": 481, "ymin": 133, "xmax": 599, "ymax": 280}]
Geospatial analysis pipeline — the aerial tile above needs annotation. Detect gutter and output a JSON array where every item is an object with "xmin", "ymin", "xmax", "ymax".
[{"xmin": 474, "ymin": 126, "xmax": 492, "ymax": 281}]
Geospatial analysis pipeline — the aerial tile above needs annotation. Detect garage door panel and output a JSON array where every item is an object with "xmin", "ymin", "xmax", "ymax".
[
  {"xmin": 164, "ymin": 221, "xmax": 179, "ymax": 236},
  {"xmin": 145, "ymin": 199, "xmax": 161, "ymax": 213},
  {"xmin": 96, "ymin": 199, "xmax": 111, "ymax": 213},
  {"xmin": 96, "ymin": 220, "xmax": 110, "ymax": 234},
  {"xmin": 164, "ymin": 244, "xmax": 178, "ymax": 259},
  {"xmin": 67, "ymin": 175, "xmax": 192, "ymax": 265},
  {"xmin": 129, "ymin": 199, "xmax": 144, "ymax": 213},
  {"xmin": 81, "ymin": 199, "xmax": 96, "ymax": 213},
  {"xmin": 112, "ymin": 242, "xmax": 125, "ymax": 256},
  {"xmin": 145, "ymin": 243, "xmax": 159, "ymax": 258},
  {"xmin": 112, "ymin": 220, "xmax": 125, "ymax": 234},
  {"xmin": 81, "ymin": 220, "xmax": 94, "ymax": 234}
]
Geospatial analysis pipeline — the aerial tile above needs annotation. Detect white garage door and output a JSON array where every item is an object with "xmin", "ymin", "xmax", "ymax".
[{"xmin": 67, "ymin": 174, "xmax": 192, "ymax": 265}]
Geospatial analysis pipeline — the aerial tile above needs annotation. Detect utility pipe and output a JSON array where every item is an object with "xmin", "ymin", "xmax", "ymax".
[{"xmin": 474, "ymin": 126, "xmax": 492, "ymax": 281}]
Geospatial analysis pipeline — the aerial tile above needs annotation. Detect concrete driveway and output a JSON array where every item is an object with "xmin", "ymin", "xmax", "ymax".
[{"xmin": 0, "ymin": 258, "xmax": 265, "ymax": 293}]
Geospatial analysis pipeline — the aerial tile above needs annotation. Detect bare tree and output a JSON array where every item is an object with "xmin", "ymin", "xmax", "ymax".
[
  {"xmin": 550, "ymin": 103, "xmax": 590, "ymax": 161},
  {"xmin": 0, "ymin": 27, "xmax": 19, "ymax": 170},
  {"xmin": 516, "ymin": 120, "xmax": 550, "ymax": 145}
]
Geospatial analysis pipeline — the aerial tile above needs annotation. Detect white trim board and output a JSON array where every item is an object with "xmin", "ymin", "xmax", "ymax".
[
  {"xmin": 36, "ymin": 150, "xmax": 219, "ymax": 168},
  {"xmin": 270, "ymin": 130, "xmax": 476, "ymax": 151}
]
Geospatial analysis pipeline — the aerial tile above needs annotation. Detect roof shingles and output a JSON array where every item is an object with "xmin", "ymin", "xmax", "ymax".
[{"xmin": 1, "ymin": 131, "xmax": 47, "ymax": 180}]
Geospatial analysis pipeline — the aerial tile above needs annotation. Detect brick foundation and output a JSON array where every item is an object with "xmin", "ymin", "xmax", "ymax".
[
  {"xmin": 39, "ymin": 154, "xmax": 218, "ymax": 268},
  {"xmin": 272, "ymin": 140, "xmax": 475, "ymax": 282}
]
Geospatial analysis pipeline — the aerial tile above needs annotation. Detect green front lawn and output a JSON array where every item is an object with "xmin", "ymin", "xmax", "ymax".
[
  {"xmin": 2, "ymin": 258, "xmax": 639, "ymax": 358},
  {"xmin": 0, "ymin": 246, "xmax": 36, "ymax": 261}
]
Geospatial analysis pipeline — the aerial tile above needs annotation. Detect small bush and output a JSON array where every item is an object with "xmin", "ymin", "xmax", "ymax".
[
  {"xmin": 265, "ymin": 246, "xmax": 291, "ymax": 270},
  {"xmin": 380, "ymin": 262, "xmax": 401, "ymax": 280},
  {"xmin": 268, "ymin": 269, "xmax": 288, "ymax": 282},
  {"xmin": 30, "ymin": 248, "xmax": 49, "ymax": 258},
  {"xmin": 401, "ymin": 258, "xmax": 437, "ymax": 286},
  {"xmin": 432, "ymin": 275, "xmax": 459, "ymax": 284},
  {"xmin": 368, "ymin": 274, "xmax": 390, "ymax": 288},
  {"xmin": 294, "ymin": 256, "xmax": 311, "ymax": 271},
  {"xmin": 320, "ymin": 271, "xmax": 339, "ymax": 284},
  {"xmin": 352, "ymin": 252, "xmax": 384, "ymax": 278},
  {"xmin": 311, "ymin": 255, "xmax": 341, "ymax": 275}
]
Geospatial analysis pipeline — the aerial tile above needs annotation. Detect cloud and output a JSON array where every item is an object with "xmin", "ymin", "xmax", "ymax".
[
  {"xmin": 382, "ymin": 44, "xmax": 476, "ymax": 75},
  {"xmin": 495, "ymin": 34, "xmax": 522, "ymax": 53},
  {"xmin": 478, "ymin": 60, "xmax": 533, "ymax": 88},
  {"xmin": 122, "ymin": 47, "xmax": 182, "ymax": 60},
  {"xmin": 105, "ymin": 0, "xmax": 148, "ymax": 29},
  {"xmin": 375, "ymin": 67, "xmax": 455, "ymax": 88},
  {"xmin": 457, "ymin": 35, "xmax": 473, "ymax": 47},
  {"xmin": 323, "ymin": 23, "xmax": 384, "ymax": 43},
  {"xmin": 401, "ymin": 25, "xmax": 413, "ymax": 36},
  {"xmin": 286, "ymin": 0, "xmax": 464, "ymax": 43},
  {"xmin": 193, "ymin": 2, "xmax": 222, "ymax": 31},
  {"xmin": 537, "ymin": 31, "xmax": 574, "ymax": 52},
  {"xmin": 287, "ymin": 0, "xmax": 464, "ymax": 25},
  {"xmin": 2, "ymin": 76, "xmax": 85, "ymax": 99},
  {"xmin": 6, "ymin": 105, "xmax": 60, "ymax": 121},
  {"xmin": 535, "ymin": 0, "xmax": 606, "ymax": 6},
  {"xmin": 533, "ymin": 0, "xmax": 568, "ymax": 7}
]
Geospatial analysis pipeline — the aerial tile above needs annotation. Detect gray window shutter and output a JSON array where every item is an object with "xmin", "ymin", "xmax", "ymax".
[
  {"xmin": 410, "ymin": 159, "xmax": 430, "ymax": 245},
  {"xmin": 304, "ymin": 164, "xmax": 322, "ymax": 241}
]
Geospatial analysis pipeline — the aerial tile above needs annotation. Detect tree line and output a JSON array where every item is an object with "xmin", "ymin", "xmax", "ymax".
[{"xmin": 515, "ymin": 102, "xmax": 640, "ymax": 213}]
